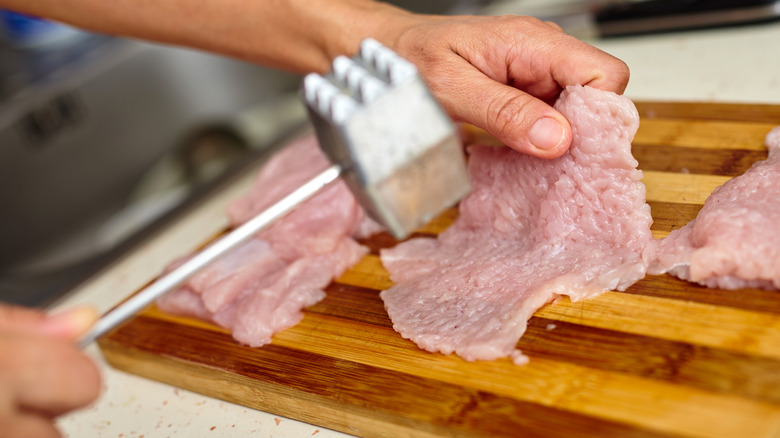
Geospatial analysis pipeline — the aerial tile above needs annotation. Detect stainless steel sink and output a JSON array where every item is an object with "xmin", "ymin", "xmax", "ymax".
[{"xmin": 0, "ymin": 36, "xmax": 307, "ymax": 306}]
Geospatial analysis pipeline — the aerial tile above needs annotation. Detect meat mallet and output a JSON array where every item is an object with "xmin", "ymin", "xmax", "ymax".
[{"xmin": 77, "ymin": 38, "xmax": 470, "ymax": 348}]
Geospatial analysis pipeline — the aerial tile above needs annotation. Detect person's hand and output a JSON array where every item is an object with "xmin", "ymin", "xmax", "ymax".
[
  {"xmin": 1, "ymin": 0, "xmax": 628, "ymax": 159},
  {"xmin": 379, "ymin": 14, "xmax": 630, "ymax": 158},
  {"xmin": 0, "ymin": 304, "xmax": 101, "ymax": 438}
]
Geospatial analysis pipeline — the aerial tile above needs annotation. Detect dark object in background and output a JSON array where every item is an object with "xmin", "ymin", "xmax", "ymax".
[{"xmin": 596, "ymin": 0, "xmax": 780, "ymax": 37}]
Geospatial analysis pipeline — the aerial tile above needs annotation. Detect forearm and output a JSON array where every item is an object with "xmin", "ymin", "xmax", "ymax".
[
  {"xmin": 2, "ymin": 1, "xmax": 630, "ymax": 158},
  {"xmin": 2, "ymin": 0, "xmax": 417, "ymax": 73}
]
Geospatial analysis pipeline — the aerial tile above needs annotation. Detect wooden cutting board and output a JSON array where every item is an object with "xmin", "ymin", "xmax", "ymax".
[{"xmin": 98, "ymin": 102, "xmax": 780, "ymax": 438}]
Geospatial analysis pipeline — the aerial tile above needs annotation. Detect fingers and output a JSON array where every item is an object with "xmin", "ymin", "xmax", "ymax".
[
  {"xmin": 2, "ymin": 411, "xmax": 64, "ymax": 438},
  {"xmin": 0, "ymin": 332, "xmax": 101, "ymax": 417},
  {"xmin": 497, "ymin": 16, "xmax": 630, "ymax": 96},
  {"xmin": 389, "ymin": 14, "xmax": 628, "ymax": 158},
  {"xmin": 509, "ymin": 17, "xmax": 630, "ymax": 95},
  {"xmin": 529, "ymin": 20, "xmax": 629, "ymax": 94},
  {"xmin": 0, "ymin": 305, "xmax": 98, "ymax": 340},
  {"xmin": 41, "ymin": 307, "xmax": 98, "ymax": 339},
  {"xmin": 548, "ymin": 39, "xmax": 630, "ymax": 95},
  {"xmin": 0, "ymin": 303, "xmax": 101, "ymax": 438}
]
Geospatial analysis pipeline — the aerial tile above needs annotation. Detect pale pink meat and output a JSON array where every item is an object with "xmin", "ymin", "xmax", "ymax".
[
  {"xmin": 645, "ymin": 127, "xmax": 780, "ymax": 290},
  {"xmin": 380, "ymin": 85, "xmax": 653, "ymax": 363},
  {"xmin": 227, "ymin": 137, "xmax": 382, "ymax": 247},
  {"xmin": 158, "ymin": 134, "xmax": 373, "ymax": 346}
]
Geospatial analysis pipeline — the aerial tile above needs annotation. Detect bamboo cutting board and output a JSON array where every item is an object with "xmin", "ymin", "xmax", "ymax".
[{"xmin": 98, "ymin": 102, "xmax": 780, "ymax": 438}]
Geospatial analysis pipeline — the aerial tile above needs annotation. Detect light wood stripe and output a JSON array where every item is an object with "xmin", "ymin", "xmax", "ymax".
[
  {"xmin": 634, "ymin": 119, "xmax": 773, "ymax": 151},
  {"xmin": 337, "ymin": 255, "xmax": 394, "ymax": 290},
  {"xmin": 643, "ymin": 171, "xmax": 728, "ymax": 204},
  {"xmin": 415, "ymin": 207, "xmax": 458, "ymax": 235},
  {"xmin": 652, "ymin": 229, "xmax": 670, "ymax": 239}
]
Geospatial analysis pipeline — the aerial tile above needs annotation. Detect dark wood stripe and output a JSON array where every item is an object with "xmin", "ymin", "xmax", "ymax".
[
  {"xmin": 313, "ymin": 282, "xmax": 391, "ymax": 327},
  {"xmin": 358, "ymin": 231, "xmax": 415, "ymax": 253},
  {"xmin": 359, "ymin": 230, "xmax": 440, "ymax": 254},
  {"xmin": 625, "ymin": 274, "xmax": 780, "ymax": 314},
  {"xmin": 635, "ymin": 102, "xmax": 780, "ymax": 124},
  {"xmin": 104, "ymin": 317, "xmax": 673, "ymax": 438},
  {"xmin": 634, "ymin": 143, "xmax": 768, "ymax": 176},
  {"xmin": 648, "ymin": 201, "xmax": 702, "ymax": 234},
  {"xmin": 521, "ymin": 317, "xmax": 780, "ymax": 405},
  {"xmin": 358, "ymin": 231, "xmax": 398, "ymax": 253}
]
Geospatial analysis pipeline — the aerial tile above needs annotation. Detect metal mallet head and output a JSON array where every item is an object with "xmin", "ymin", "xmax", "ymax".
[{"xmin": 303, "ymin": 38, "xmax": 471, "ymax": 239}]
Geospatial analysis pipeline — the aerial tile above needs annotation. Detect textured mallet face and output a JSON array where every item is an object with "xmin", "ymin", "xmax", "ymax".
[{"xmin": 303, "ymin": 39, "xmax": 470, "ymax": 239}]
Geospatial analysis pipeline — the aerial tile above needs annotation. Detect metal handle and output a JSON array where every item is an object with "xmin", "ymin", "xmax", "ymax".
[{"xmin": 77, "ymin": 164, "xmax": 342, "ymax": 348}]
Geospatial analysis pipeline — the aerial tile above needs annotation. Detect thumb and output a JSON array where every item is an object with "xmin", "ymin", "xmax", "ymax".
[
  {"xmin": 494, "ymin": 93, "xmax": 572, "ymax": 159},
  {"xmin": 430, "ymin": 60, "xmax": 571, "ymax": 158},
  {"xmin": 465, "ymin": 80, "xmax": 571, "ymax": 158},
  {"xmin": 0, "ymin": 304, "xmax": 98, "ymax": 340}
]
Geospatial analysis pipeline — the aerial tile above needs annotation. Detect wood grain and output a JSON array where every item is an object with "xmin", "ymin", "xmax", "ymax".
[
  {"xmin": 633, "ymin": 119, "xmax": 774, "ymax": 151},
  {"xmin": 634, "ymin": 101, "xmax": 780, "ymax": 123},
  {"xmin": 99, "ymin": 102, "xmax": 780, "ymax": 438},
  {"xmin": 633, "ymin": 145, "xmax": 768, "ymax": 176}
]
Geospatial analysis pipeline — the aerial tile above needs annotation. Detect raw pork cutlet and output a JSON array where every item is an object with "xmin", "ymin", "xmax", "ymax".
[
  {"xmin": 158, "ymin": 134, "xmax": 376, "ymax": 347},
  {"xmin": 645, "ymin": 127, "xmax": 780, "ymax": 290},
  {"xmin": 380, "ymin": 85, "xmax": 653, "ymax": 363}
]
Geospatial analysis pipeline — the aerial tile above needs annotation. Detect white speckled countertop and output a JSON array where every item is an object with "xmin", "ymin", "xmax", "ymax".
[{"xmin": 56, "ymin": 21, "xmax": 780, "ymax": 438}]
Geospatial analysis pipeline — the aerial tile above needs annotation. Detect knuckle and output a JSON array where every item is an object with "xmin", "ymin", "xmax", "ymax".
[
  {"xmin": 543, "ymin": 20, "xmax": 564, "ymax": 32},
  {"xmin": 490, "ymin": 14, "xmax": 545, "ymax": 32},
  {"xmin": 615, "ymin": 59, "xmax": 631, "ymax": 83},
  {"xmin": 601, "ymin": 58, "xmax": 631, "ymax": 92}
]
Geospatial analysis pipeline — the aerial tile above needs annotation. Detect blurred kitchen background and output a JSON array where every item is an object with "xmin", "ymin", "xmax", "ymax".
[{"xmin": 2, "ymin": 0, "xmax": 779, "ymax": 307}]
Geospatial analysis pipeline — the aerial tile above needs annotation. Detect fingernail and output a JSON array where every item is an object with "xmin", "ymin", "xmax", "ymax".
[
  {"xmin": 40, "ymin": 307, "xmax": 99, "ymax": 339},
  {"xmin": 529, "ymin": 117, "xmax": 565, "ymax": 151}
]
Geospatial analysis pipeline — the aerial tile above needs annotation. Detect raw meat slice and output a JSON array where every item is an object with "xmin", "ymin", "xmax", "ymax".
[
  {"xmin": 227, "ymin": 136, "xmax": 329, "ymax": 227},
  {"xmin": 211, "ymin": 238, "xmax": 368, "ymax": 346},
  {"xmin": 645, "ymin": 127, "xmax": 780, "ymax": 290},
  {"xmin": 228, "ymin": 137, "xmax": 382, "ymax": 251},
  {"xmin": 158, "ymin": 134, "xmax": 373, "ymax": 346},
  {"xmin": 179, "ymin": 239, "xmax": 285, "ymax": 314},
  {"xmin": 380, "ymin": 85, "xmax": 653, "ymax": 363}
]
